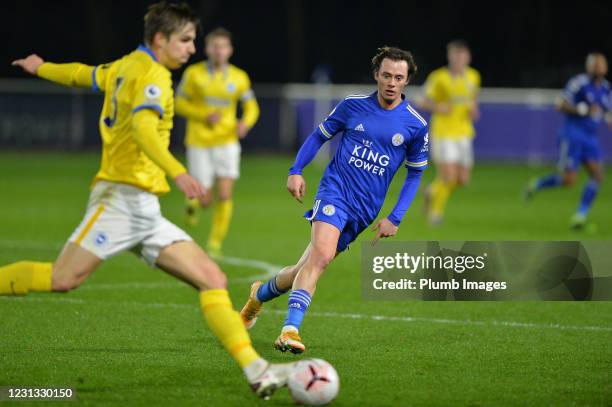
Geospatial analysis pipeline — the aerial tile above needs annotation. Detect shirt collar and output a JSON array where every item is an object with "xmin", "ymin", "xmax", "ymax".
[
  {"xmin": 371, "ymin": 91, "xmax": 406, "ymax": 110},
  {"xmin": 137, "ymin": 44, "xmax": 158, "ymax": 62},
  {"xmin": 205, "ymin": 61, "xmax": 229, "ymax": 80}
]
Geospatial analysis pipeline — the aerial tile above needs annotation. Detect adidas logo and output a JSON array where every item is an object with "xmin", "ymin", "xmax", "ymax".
[{"xmin": 354, "ymin": 123, "xmax": 365, "ymax": 132}]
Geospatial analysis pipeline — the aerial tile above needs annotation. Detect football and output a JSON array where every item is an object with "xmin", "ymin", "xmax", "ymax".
[{"xmin": 288, "ymin": 358, "xmax": 340, "ymax": 405}]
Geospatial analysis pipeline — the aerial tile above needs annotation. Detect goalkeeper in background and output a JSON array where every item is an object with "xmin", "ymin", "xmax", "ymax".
[
  {"xmin": 176, "ymin": 27, "xmax": 259, "ymax": 256},
  {"xmin": 416, "ymin": 40, "xmax": 481, "ymax": 225},
  {"xmin": 1, "ymin": 2, "xmax": 290, "ymax": 399}
]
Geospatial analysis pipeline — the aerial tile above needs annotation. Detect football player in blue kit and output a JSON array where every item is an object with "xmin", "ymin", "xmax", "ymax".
[
  {"xmin": 526, "ymin": 52, "xmax": 612, "ymax": 229},
  {"xmin": 240, "ymin": 46, "xmax": 429, "ymax": 353}
]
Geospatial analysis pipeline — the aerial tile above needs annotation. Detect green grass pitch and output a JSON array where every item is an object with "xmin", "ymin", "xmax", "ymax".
[{"xmin": 1, "ymin": 152, "xmax": 611, "ymax": 406}]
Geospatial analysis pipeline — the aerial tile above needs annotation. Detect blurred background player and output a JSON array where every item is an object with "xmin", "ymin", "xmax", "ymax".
[
  {"xmin": 176, "ymin": 27, "xmax": 259, "ymax": 256},
  {"xmin": 240, "ymin": 47, "xmax": 428, "ymax": 353},
  {"xmin": 417, "ymin": 40, "xmax": 481, "ymax": 225},
  {"xmin": 0, "ymin": 2, "xmax": 288, "ymax": 398},
  {"xmin": 526, "ymin": 52, "xmax": 611, "ymax": 229}
]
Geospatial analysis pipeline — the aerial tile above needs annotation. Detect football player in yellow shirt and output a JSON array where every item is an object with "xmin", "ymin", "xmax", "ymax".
[
  {"xmin": 1, "ymin": 2, "xmax": 290, "ymax": 399},
  {"xmin": 417, "ymin": 40, "xmax": 481, "ymax": 224},
  {"xmin": 176, "ymin": 28, "xmax": 259, "ymax": 256}
]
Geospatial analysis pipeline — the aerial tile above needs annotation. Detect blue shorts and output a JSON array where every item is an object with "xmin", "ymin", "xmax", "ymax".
[
  {"xmin": 558, "ymin": 135, "xmax": 602, "ymax": 171},
  {"xmin": 304, "ymin": 198, "xmax": 367, "ymax": 252}
]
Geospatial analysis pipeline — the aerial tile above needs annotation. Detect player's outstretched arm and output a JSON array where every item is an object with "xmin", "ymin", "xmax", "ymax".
[
  {"xmin": 12, "ymin": 54, "xmax": 44, "ymax": 75},
  {"xmin": 131, "ymin": 109, "xmax": 207, "ymax": 200},
  {"xmin": 13, "ymin": 54, "xmax": 95, "ymax": 88},
  {"xmin": 237, "ymin": 86, "xmax": 260, "ymax": 139},
  {"xmin": 371, "ymin": 169, "xmax": 424, "ymax": 245},
  {"xmin": 605, "ymin": 111, "xmax": 612, "ymax": 129},
  {"xmin": 287, "ymin": 131, "xmax": 328, "ymax": 203}
]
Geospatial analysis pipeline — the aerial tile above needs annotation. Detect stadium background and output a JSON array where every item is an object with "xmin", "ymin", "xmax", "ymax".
[{"xmin": 1, "ymin": 1, "xmax": 611, "ymax": 406}]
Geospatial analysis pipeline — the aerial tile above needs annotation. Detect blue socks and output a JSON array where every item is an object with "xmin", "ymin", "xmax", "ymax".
[
  {"xmin": 577, "ymin": 179, "xmax": 599, "ymax": 216},
  {"xmin": 535, "ymin": 173, "xmax": 562, "ymax": 191},
  {"xmin": 256, "ymin": 278, "xmax": 313, "ymax": 332},
  {"xmin": 256, "ymin": 277, "xmax": 288, "ymax": 302},
  {"xmin": 283, "ymin": 289, "xmax": 312, "ymax": 331}
]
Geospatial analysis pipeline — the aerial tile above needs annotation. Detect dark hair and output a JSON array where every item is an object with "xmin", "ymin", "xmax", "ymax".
[
  {"xmin": 447, "ymin": 39, "xmax": 470, "ymax": 51},
  {"xmin": 371, "ymin": 46, "xmax": 417, "ymax": 78},
  {"xmin": 205, "ymin": 27, "xmax": 233, "ymax": 44},
  {"xmin": 143, "ymin": 2, "xmax": 200, "ymax": 46}
]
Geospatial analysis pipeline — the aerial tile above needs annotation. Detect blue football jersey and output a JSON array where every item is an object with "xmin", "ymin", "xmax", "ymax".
[
  {"xmin": 314, "ymin": 92, "xmax": 428, "ymax": 226},
  {"xmin": 562, "ymin": 74, "xmax": 611, "ymax": 136}
]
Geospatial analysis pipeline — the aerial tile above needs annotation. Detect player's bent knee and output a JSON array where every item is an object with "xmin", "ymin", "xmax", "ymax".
[
  {"xmin": 51, "ymin": 265, "xmax": 91, "ymax": 292},
  {"xmin": 195, "ymin": 261, "xmax": 227, "ymax": 290},
  {"xmin": 198, "ymin": 195, "xmax": 213, "ymax": 208},
  {"xmin": 218, "ymin": 192, "xmax": 233, "ymax": 201},
  {"xmin": 308, "ymin": 250, "xmax": 335, "ymax": 271},
  {"xmin": 562, "ymin": 174, "xmax": 576, "ymax": 186},
  {"xmin": 51, "ymin": 276, "xmax": 82, "ymax": 292}
]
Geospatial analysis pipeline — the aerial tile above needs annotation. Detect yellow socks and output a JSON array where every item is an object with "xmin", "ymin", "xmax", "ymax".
[
  {"xmin": 0, "ymin": 261, "xmax": 52, "ymax": 295},
  {"xmin": 430, "ymin": 178, "xmax": 457, "ymax": 218},
  {"xmin": 207, "ymin": 200, "xmax": 233, "ymax": 253},
  {"xmin": 199, "ymin": 289, "xmax": 260, "ymax": 369}
]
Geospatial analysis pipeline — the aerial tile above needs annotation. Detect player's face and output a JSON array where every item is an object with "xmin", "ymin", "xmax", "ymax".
[
  {"xmin": 206, "ymin": 36, "xmax": 233, "ymax": 66},
  {"xmin": 374, "ymin": 58, "xmax": 410, "ymax": 105},
  {"xmin": 157, "ymin": 22, "xmax": 197, "ymax": 70},
  {"xmin": 586, "ymin": 54, "xmax": 608, "ymax": 79},
  {"xmin": 448, "ymin": 47, "xmax": 470, "ymax": 71}
]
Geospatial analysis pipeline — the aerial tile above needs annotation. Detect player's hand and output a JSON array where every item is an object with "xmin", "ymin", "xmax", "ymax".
[
  {"xmin": 605, "ymin": 111, "xmax": 612, "ymax": 128},
  {"xmin": 371, "ymin": 218, "xmax": 398, "ymax": 246},
  {"xmin": 589, "ymin": 104, "xmax": 602, "ymax": 118},
  {"xmin": 237, "ymin": 121, "xmax": 249, "ymax": 139},
  {"xmin": 206, "ymin": 112, "xmax": 221, "ymax": 125},
  {"xmin": 174, "ymin": 173, "xmax": 208, "ymax": 200},
  {"xmin": 436, "ymin": 102, "xmax": 452, "ymax": 114},
  {"xmin": 469, "ymin": 101, "xmax": 480, "ymax": 121},
  {"xmin": 12, "ymin": 54, "xmax": 45, "ymax": 75},
  {"xmin": 287, "ymin": 174, "xmax": 306, "ymax": 203}
]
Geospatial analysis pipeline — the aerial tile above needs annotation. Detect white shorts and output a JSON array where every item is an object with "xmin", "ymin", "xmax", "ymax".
[
  {"xmin": 187, "ymin": 142, "xmax": 241, "ymax": 189},
  {"xmin": 431, "ymin": 137, "xmax": 474, "ymax": 168},
  {"xmin": 68, "ymin": 181, "xmax": 192, "ymax": 266}
]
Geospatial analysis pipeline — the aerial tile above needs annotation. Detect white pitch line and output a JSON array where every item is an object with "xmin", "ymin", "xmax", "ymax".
[
  {"xmin": 1, "ymin": 296, "xmax": 611, "ymax": 333},
  {"xmin": 2, "ymin": 240, "xmax": 612, "ymax": 333}
]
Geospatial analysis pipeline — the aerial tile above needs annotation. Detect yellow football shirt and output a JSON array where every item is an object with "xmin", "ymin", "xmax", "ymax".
[
  {"xmin": 92, "ymin": 45, "xmax": 176, "ymax": 194},
  {"xmin": 424, "ymin": 66, "xmax": 481, "ymax": 139},
  {"xmin": 176, "ymin": 62, "xmax": 259, "ymax": 148}
]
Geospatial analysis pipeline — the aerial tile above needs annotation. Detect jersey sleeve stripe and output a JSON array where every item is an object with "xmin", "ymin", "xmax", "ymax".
[
  {"xmin": 406, "ymin": 104, "xmax": 427, "ymax": 126},
  {"xmin": 240, "ymin": 89, "xmax": 255, "ymax": 101},
  {"xmin": 318, "ymin": 123, "xmax": 333, "ymax": 139},
  {"xmin": 91, "ymin": 66, "xmax": 100, "ymax": 92},
  {"xmin": 132, "ymin": 104, "xmax": 164, "ymax": 117},
  {"xmin": 405, "ymin": 159, "xmax": 428, "ymax": 167}
]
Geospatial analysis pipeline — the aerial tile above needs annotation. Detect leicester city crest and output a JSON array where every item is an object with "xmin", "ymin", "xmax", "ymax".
[
  {"xmin": 322, "ymin": 204, "xmax": 336, "ymax": 216},
  {"xmin": 392, "ymin": 133, "xmax": 404, "ymax": 146}
]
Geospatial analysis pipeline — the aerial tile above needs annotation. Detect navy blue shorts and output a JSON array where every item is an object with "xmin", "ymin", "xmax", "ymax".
[
  {"xmin": 558, "ymin": 135, "xmax": 602, "ymax": 171},
  {"xmin": 304, "ymin": 198, "xmax": 367, "ymax": 252}
]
